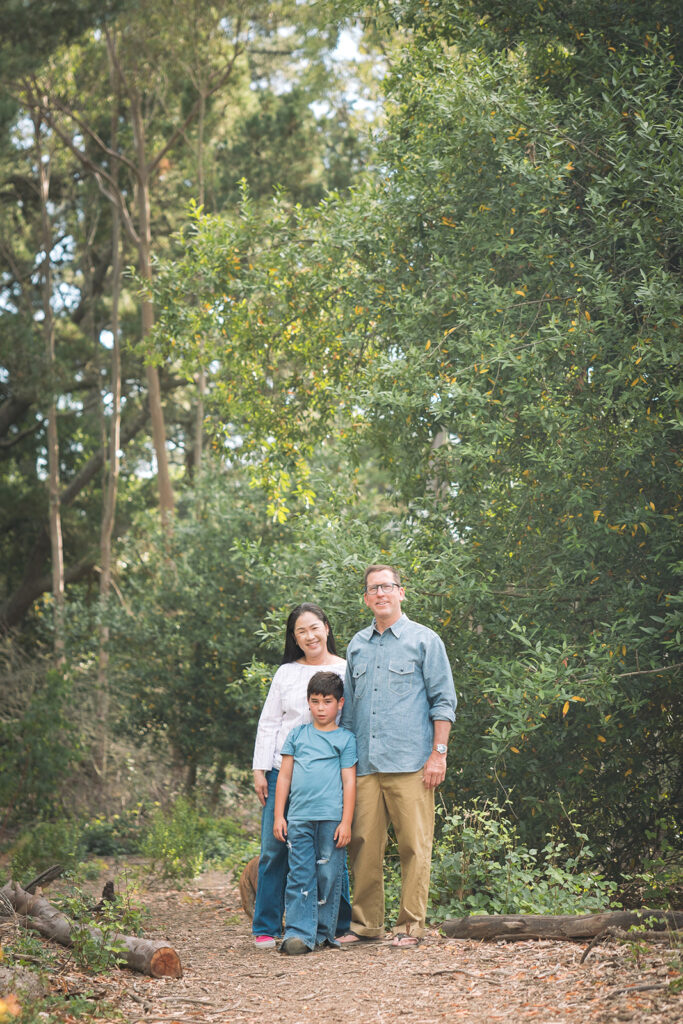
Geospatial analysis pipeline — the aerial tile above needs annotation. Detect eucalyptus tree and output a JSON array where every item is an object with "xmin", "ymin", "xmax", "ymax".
[{"xmin": 1, "ymin": 0, "xmax": 367, "ymax": 637}]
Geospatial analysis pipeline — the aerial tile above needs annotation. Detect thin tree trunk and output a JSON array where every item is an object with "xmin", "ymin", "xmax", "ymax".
[
  {"xmin": 33, "ymin": 108, "xmax": 65, "ymax": 664},
  {"xmin": 96, "ymin": 50, "xmax": 124, "ymax": 778},
  {"xmin": 96, "ymin": 141, "xmax": 123, "ymax": 780},
  {"xmin": 193, "ymin": 89, "xmax": 207, "ymax": 478},
  {"xmin": 130, "ymin": 89, "xmax": 174, "ymax": 531},
  {"xmin": 209, "ymin": 754, "xmax": 227, "ymax": 811}
]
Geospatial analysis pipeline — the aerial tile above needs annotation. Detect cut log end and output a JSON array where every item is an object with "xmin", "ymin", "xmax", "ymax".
[{"xmin": 149, "ymin": 947, "xmax": 183, "ymax": 979}]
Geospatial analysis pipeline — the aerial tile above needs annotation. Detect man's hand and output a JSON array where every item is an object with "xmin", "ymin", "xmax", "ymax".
[
  {"xmin": 253, "ymin": 770, "xmax": 268, "ymax": 806},
  {"xmin": 422, "ymin": 750, "xmax": 447, "ymax": 789},
  {"xmin": 273, "ymin": 815, "xmax": 288, "ymax": 842},
  {"xmin": 334, "ymin": 820, "xmax": 352, "ymax": 847}
]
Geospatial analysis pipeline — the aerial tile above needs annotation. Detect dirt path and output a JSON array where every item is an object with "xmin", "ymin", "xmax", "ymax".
[{"xmin": 100, "ymin": 869, "xmax": 681, "ymax": 1024}]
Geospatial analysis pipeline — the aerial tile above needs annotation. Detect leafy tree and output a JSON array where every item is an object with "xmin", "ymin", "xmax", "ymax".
[
  {"xmin": 1, "ymin": 0, "xmax": 370, "ymax": 636},
  {"xmin": 157, "ymin": 2, "xmax": 682, "ymax": 864},
  {"xmin": 107, "ymin": 469, "xmax": 285, "ymax": 791},
  {"xmin": 0, "ymin": 640, "xmax": 80, "ymax": 832}
]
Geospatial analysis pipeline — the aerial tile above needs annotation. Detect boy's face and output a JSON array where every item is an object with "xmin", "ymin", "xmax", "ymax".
[{"xmin": 308, "ymin": 692, "xmax": 343, "ymax": 729}]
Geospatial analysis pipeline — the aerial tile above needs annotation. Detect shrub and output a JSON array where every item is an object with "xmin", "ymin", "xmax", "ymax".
[
  {"xmin": 140, "ymin": 798, "xmax": 256, "ymax": 881},
  {"xmin": 429, "ymin": 801, "xmax": 621, "ymax": 920},
  {"xmin": 9, "ymin": 821, "xmax": 86, "ymax": 884}
]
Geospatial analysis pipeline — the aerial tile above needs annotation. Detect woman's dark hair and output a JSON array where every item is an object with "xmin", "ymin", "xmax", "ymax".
[{"xmin": 281, "ymin": 602, "xmax": 338, "ymax": 664}]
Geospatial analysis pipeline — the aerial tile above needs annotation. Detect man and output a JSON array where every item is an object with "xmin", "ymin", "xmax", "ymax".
[{"xmin": 340, "ymin": 564, "xmax": 456, "ymax": 947}]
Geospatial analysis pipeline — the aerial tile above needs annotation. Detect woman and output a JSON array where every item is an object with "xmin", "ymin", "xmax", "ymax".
[{"xmin": 251, "ymin": 602, "xmax": 350, "ymax": 948}]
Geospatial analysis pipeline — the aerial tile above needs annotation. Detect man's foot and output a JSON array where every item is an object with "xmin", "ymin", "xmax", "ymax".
[
  {"xmin": 390, "ymin": 934, "xmax": 421, "ymax": 948},
  {"xmin": 280, "ymin": 937, "xmax": 311, "ymax": 956},
  {"xmin": 253, "ymin": 935, "xmax": 276, "ymax": 949},
  {"xmin": 337, "ymin": 931, "xmax": 380, "ymax": 944}
]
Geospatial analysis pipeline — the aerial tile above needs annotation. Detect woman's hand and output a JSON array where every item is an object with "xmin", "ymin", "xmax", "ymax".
[
  {"xmin": 273, "ymin": 815, "xmax": 288, "ymax": 842},
  {"xmin": 253, "ymin": 770, "xmax": 268, "ymax": 806}
]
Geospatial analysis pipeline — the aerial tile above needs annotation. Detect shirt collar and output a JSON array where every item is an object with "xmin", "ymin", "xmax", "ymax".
[{"xmin": 367, "ymin": 612, "xmax": 409, "ymax": 639}]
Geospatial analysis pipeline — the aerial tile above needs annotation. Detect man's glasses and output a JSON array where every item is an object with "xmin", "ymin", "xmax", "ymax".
[{"xmin": 365, "ymin": 583, "xmax": 400, "ymax": 595}]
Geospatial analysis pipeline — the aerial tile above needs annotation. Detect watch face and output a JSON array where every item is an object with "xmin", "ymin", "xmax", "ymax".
[{"xmin": 435, "ymin": 744, "xmax": 447, "ymax": 754}]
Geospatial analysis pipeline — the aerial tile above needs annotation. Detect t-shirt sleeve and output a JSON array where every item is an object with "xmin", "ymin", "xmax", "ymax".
[
  {"xmin": 281, "ymin": 726, "xmax": 299, "ymax": 758},
  {"xmin": 340, "ymin": 730, "xmax": 358, "ymax": 768}
]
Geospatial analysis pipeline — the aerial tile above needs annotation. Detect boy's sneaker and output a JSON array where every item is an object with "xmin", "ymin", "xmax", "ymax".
[
  {"xmin": 280, "ymin": 937, "xmax": 310, "ymax": 956},
  {"xmin": 253, "ymin": 935, "xmax": 276, "ymax": 949}
]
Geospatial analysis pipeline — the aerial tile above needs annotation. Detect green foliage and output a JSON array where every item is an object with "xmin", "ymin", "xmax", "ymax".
[
  {"xmin": 429, "ymin": 802, "xmax": 621, "ymax": 919},
  {"xmin": 382, "ymin": 831, "xmax": 404, "ymax": 927},
  {"xmin": 154, "ymin": 3, "xmax": 681, "ymax": 867},
  {"xmin": 621, "ymin": 833, "xmax": 683, "ymax": 908},
  {"xmin": 1, "ymin": 928, "xmax": 56, "ymax": 970},
  {"xmin": 81, "ymin": 807, "xmax": 147, "ymax": 857},
  {"xmin": 141, "ymin": 797, "xmax": 206, "ymax": 880},
  {"xmin": 54, "ymin": 884, "xmax": 148, "ymax": 972},
  {"xmin": 140, "ymin": 797, "xmax": 256, "ymax": 880},
  {"xmin": 9, "ymin": 821, "xmax": 86, "ymax": 886},
  {"xmin": 0, "ymin": 649, "xmax": 81, "ymax": 829},
  {"xmin": 108, "ymin": 471, "xmax": 281, "ymax": 781}
]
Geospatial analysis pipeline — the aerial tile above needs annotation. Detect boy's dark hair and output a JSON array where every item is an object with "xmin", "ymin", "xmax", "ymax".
[{"xmin": 307, "ymin": 671, "xmax": 344, "ymax": 701}]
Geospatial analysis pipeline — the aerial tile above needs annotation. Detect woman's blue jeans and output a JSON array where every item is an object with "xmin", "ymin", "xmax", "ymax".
[
  {"xmin": 283, "ymin": 819, "xmax": 345, "ymax": 949},
  {"xmin": 251, "ymin": 768, "xmax": 351, "ymax": 938}
]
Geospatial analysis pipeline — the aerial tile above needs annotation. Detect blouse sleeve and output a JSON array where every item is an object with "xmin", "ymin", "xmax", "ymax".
[{"xmin": 252, "ymin": 667, "xmax": 285, "ymax": 771}]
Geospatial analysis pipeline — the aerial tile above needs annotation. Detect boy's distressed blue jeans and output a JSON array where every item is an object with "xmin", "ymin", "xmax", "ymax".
[
  {"xmin": 283, "ymin": 819, "xmax": 345, "ymax": 949},
  {"xmin": 252, "ymin": 769, "xmax": 351, "ymax": 939}
]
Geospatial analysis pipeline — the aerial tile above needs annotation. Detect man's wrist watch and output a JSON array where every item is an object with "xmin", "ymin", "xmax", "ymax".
[{"xmin": 433, "ymin": 744, "xmax": 447, "ymax": 755}]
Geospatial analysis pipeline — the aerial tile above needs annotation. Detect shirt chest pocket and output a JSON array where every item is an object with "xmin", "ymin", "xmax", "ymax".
[
  {"xmin": 352, "ymin": 662, "xmax": 368, "ymax": 698},
  {"xmin": 388, "ymin": 660, "xmax": 415, "ymax": 695}
]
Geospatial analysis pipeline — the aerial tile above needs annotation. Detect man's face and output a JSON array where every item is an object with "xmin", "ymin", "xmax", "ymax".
[{"xmin": 363, "ymin": 569, "xmax": 405, "ymax": 623}]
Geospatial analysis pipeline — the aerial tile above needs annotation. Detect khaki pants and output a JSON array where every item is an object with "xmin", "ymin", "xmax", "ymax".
[{"xmin": 348, "ymin": 770, "xmax": 435, "ymax": 938}]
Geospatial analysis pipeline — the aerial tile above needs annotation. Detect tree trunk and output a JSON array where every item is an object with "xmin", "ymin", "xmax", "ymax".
[
  {"xmin": 1, "ymin": 882, "xmax": 182, "ymax": 978},
  {"xmin": 96, "ymin": 57, "xmax": 124, "ymax": 780},
  {"xmin": 33, "ymin": 108, "xmax": 65, "ymax": 663},
  {"xmin": 130, "ymin": 88, "xmax": 174, "ymax": 532},
  {"xmin": 209, "ymin": 755, "xmax": 227, "ymax": 811},
  {"xmin": 96, "ymin": 213, "xmax": 121, "ymax": 779},
  {"xmin": 193, "ymin": 89, "xmax": 206, "ymax": 478},
  {"xmin": 441, "ymin": 910, "xmax": 683, "ymax": 941}
]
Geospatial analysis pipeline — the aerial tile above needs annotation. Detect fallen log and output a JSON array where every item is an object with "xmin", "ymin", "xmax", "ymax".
[
  {"xmin": 442, "ymin": 910, "xmax": 683, "ymax": 941},
  {"xmin": 0, "ymin": 882, "xmax": 182, "ymax": 978},
  {"xmin": 23, "ymin": 864, "xmax": 63, "ymax": 894},
  {"xmin": 238, "ymin": 856, "xmax": 259, "ymax": 919}
]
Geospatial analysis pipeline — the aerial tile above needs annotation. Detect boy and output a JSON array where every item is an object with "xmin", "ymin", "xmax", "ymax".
[{"xmin": 273, "ymin": 671, "xmax": 357, "ymax": 955}]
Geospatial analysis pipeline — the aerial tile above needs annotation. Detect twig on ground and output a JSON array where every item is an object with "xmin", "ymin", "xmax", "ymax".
[
  {"xmin": 606, "ymin": 982, "xmax": 670, "ymax": 998},
  {"xmin": 417, "ymin": 967, "xmax": 502, "ymax": 984}
]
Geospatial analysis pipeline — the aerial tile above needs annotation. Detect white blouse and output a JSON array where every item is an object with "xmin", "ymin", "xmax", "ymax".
[{"xmin": 252, "ymin": 660, "xmax": 346, "ymax": 771}]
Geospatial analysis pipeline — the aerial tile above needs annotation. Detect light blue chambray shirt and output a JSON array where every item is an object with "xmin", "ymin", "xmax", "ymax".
[{"xmin": 340, "ymin": 613, "xmax": 456, "ymax": 776}]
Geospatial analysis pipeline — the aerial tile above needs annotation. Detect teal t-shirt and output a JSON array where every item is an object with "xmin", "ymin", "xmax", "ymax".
[{"xmin": 281, "ymin": 723, "xmax": 357, "ymax": 823}]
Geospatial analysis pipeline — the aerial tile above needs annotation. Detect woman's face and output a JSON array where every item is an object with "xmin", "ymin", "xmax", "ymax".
[{"xmin": 293, "ymin": 611, "xmax": 330, "ymax": 662}]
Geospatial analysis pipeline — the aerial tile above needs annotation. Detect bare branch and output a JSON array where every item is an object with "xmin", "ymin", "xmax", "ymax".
[{"xmin": 148, "ymin": 36, "xmax": 244, "ymax": 176}]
